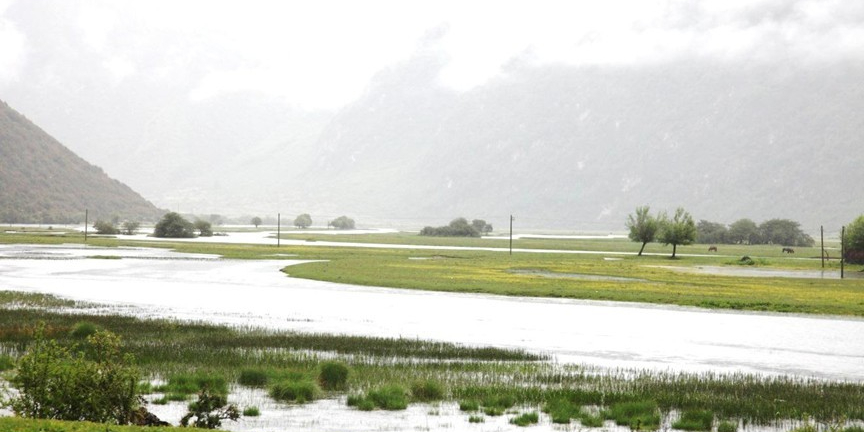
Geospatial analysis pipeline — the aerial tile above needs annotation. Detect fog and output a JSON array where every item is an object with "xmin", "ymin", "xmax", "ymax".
[{"xmin": 2, "ymin": 0, "xmax": 863, "ymax": 229}]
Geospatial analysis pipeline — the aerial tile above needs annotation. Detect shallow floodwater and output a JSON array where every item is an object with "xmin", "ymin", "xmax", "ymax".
[{"xmin": 1, "ymin": 244, "xmax": 862, "ymax": 382}]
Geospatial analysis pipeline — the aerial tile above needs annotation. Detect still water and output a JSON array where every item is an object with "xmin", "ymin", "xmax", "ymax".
[{"xmin": 1, "ymin": 244, "xmax": 861, "ymax": 382}]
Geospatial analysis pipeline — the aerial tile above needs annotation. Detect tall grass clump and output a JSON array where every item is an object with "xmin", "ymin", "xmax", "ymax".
[
  {"xmin": 510, "ymin": 412, "xmax": 539, "ymax": 427},
  {"xmin": 157, "ymin": 372, "xmax": 228, "ymax": 396},
  {"xmin": 318, "ymin": 361, "xmax": 350, "ymax": 390},
  {"xmin": 604, "ymin": 400, "xmax": 661, "ymax": 430},
  {"xmin": 238, "ymin": 368, "xmax": 270, "ymax": 387},
  {"xmin": 410, "ymin": 380, "xmax": 445, "ymax": 402},
  {"xmin": 673, "ymin": 410, "xmax": 714, "ymax": 431},
  {"xmin": 544, "ymin": 398, "xmax": 603, "ymax": 426},
  {"xmin": 0, "ymin": 354, "xmax": 14, "ymax": 371},
  {"xmin": 269, "ymin": 379, "xmax": 320, "ymax": 404},
  {"xmin": 717, "ymin": 420, "xmax": 738, "ymax": 432},
  {"xmin": 242, "ymin": 406, "xmax": 260, "ymax": 417},
  {"xmin": 459, "ymin": 400, "xmax": 480, "ymax": 412},
  {"xmin": 69, "ymin": 321, "xmax": 99, "ymax": 339},
  {"xmin": 347, "ymin": 385, "xmax": 408, "ymax": 411}
]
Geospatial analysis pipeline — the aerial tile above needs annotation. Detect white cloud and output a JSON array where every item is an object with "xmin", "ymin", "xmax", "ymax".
[{"xmin": 0, "ymin": 0, "xmax": 25, "ymax": 86}]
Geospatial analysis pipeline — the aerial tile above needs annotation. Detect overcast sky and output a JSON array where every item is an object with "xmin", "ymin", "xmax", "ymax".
[{"xmin": 2, "ymin": 0, "xmax": 863, "ymax": 110}]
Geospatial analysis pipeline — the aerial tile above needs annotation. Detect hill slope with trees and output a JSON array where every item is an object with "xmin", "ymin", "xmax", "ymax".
[{"xmin": 0, "ymin": 100, "xmax": 162, "ymax": 223}]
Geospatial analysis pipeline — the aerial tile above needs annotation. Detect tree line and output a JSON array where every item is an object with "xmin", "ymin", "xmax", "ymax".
[
  {"xmin": 420, "ymin": 218, "xmax": 493, "ymax": 237},
  {"xmin": 696, "ymin": 218, "xmax": 814, "ymax": 247}
]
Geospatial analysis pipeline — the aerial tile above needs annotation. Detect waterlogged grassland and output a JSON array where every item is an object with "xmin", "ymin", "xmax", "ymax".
[
  {"xmin": 2, "ymin": 231, "xmax": 863, "ymax": 316},
  {"xmin": 1, "ymin": 291, "xmax": 863, "ymax": 428},
  {"xmin": 284, "ymin": 250, "xmax": 864, "ymax": 316},
  {"xmin": 0, "ymin": 417, "xmax": 212, "ymax": 432}
]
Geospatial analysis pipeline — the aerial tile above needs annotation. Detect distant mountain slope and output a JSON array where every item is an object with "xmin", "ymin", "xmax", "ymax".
[
  {"xmin": 299, "ymin": 57, "xmax": 864, "ymax": 230},
  {"xmin": 0, "ymin": 100, "xmax": 162, "ymax": 223}
]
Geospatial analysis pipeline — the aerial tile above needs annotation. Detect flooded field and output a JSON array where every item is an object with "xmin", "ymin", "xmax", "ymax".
[{"xmin": 1, "ymin": 244, "xmax": 862, "ymax": 381}]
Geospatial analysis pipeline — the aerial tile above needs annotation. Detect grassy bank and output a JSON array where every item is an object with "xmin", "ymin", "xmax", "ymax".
[
  {"xmin": 2, "ymin": 291, "xmax": 864, "ymax": 429},
  {"xmin": 0, "ymin": 417, "xmax": 213, "ymax": 432},
  {"xmin": 2, "ymin": 231, "xmax": 863, "ymax": 317}
]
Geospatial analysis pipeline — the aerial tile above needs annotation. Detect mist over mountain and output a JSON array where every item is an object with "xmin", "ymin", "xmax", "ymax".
[
  {"xmin": 296, "ymin": 56, "xmax": 863, "ymax": 230},
  {"xmin": 0, "ymin": 100, "xmax": 162, "ymax": 223}
]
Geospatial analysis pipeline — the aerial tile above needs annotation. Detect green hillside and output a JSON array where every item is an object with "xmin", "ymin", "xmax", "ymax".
[{"xmin": 0, "ymin": 100, "xmax": 162, "ymax": 224}]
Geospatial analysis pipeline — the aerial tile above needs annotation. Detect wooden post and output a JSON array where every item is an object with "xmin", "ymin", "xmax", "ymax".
[
  {"xmin": 84, "ymin": 209, "xmax": 88, "ymax": 243},
  {"xmin": 821, "ymin": 225, "xmax": 825, "ymax": 268},
  {"xmin": 841, "ymin": 226, "xmax": 845, "ymax": 279},
  {"xmin": 277, "ymin": 213, "xmax": 281, "ymax": 248},
  {"xmin": 509, "ymin": 215, "xmax": 514, "ymax": 256}
]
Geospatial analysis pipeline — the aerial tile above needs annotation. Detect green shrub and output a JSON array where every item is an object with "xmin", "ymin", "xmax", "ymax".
[
  {"xmin": 270, "ymin": 379, "xmax": 320, "ymax": 403},
  {"xmin": 673, "ymin": 410, "xmax": 714, "ymax": 431},
  {"xmin": 318, "ymin": 361, "xmax": 350, "ymax": 390},
  {"xmin": 717, "ymin": 420, "xmax": 738, "ymax": 432},
  {"xmin": 9, "ymin": 327, "xmax": 141, "ymax": 424},
  {"xmin": 347, "ymin": 385, "xmax": 408, "ymax": 411},
  {"xmin": 69, "ymin": 321, "xmax": 100, "ymax": 338},
  {"xmin": 410, "ymin": 380, "xmax": 445, "ymax": 401},
  {"xmin": 604, "ymin": 400, "xmax": 660, "ymax": 430},
  {"xmin": 238, "ymin": 368, "xmax": 269, "ymax": 387},
  {"xmin": 0, "ymin": 354, "xmax": 14, "ymax": 371},
  {"xmin": 242, "ymin": 406, "xmax": 260, "ymax": 417},
  {"xmin": 181, "ymin": 388, "xmax": 239, "ymax": 429},
  {"xmin": 459, "ymin": 400, "xmax": 480, "ymax": 411},
  {"xmin": 510, "ymin": 412, "xmax": 540, "ymax": 427},
  {"xmin": 367, "ymin": 385, "xmax": 408, "ymax": 410}
]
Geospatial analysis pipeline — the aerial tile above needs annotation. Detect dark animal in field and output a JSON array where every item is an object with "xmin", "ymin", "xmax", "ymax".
[
  {"xmin": 708, "ymin": 246, "xmax": 718, "ymax": 252},
  {"xmin": 782, "ymin": 247, "xmax": 795, "ymax": 254}
]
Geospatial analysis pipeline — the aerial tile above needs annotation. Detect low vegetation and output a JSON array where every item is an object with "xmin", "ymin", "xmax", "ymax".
[{"xmin": 0, "ymin": 291, "xmax": 863, "ymax": 431}]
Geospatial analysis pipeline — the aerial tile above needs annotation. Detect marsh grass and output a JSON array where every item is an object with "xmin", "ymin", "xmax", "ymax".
[
  {"xmin": 717, "ymin": 420, "xmax": 738, "ymax": 432},
  {"xmin": 0, "ymin": 354, "xmax": 14, "ymax": 371},
  {"xmin": 0, "ymin": 416, "xmax": 212, "ymax": 432},
  {"xmin": 242, "ymin": 406, "xmax": 260, "ymax": 416},
  {"xmin": 2, "ymin": 293, "xmax": 864, "ymax": 426},
  {"xmin": 510, "ymin": 412, "xmax": 539, "ymax": 426},
  {"xmin": 68, "ymin": 321, "xmax": 99, "ymax": 339},
  {"xmin": 348, "ymin": 385, "xmax": 409, "ymax": 410},
  {"xmin": 155, "ymin": 372, "xmax": 228, "ymax": 396},
  {"xmin": 604, "ymin": 400, "xmax": 661, "ymax": 430},
  {"xmin": 410, "ymin": 379, "xmax": 445, "ymax": 401},
  {"xmin": 318, "ymin": 361, "xmax": 350, "ymax": 390},
  {"xmin": 673, "ymin": 410, "xmax": 714, "ymax": 431},
  {"xmin": 269, "ymin": 379, "xmax": 320, "ymax": 403},
  {"xmin": 468, "ymin": 415, "xmax": 484, "ymax": 423}
]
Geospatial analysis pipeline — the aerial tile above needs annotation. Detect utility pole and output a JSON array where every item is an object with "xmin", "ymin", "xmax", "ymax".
[
  {"xmin": 509, "ymin": 215, "xmax": 514, "ymax": 256},
  {"xmin": 821, "ymin": 225, "xmax": 825, "ymax": 268},
  {"xmin": 84, "ymin": 209, "xmax": 88, "ymax": 243},
  {"xmin": 841, "ymin": 226, "xmax": 845, "ymax": 279},
  {"xmin": 277, "ymin": 213, "xmax": 281, "ymax": 248}
]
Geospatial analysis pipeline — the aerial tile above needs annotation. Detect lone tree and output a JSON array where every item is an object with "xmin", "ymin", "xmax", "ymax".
[
  {"xmin": 727, "ymin": 218, "xmax": 759, "ymax": 244},
  {"xmin": 153, "ymin": 212, "xmax": 195, "ymax": 238},
  {"xmin": 93, "ymin": 220, "xmax": 120, "ymax": 235},
  {"xmin": 845, "ymin": 214, "xmax": 864, "ymax": 264},
  {"xmin": 194, "ymin": 219, "xmax": 213, "ymax": 237},
  {"xmin": 330, "ymin": 215, "xmax": 355, "ymax": 230},
  {"xmin": 250, "ymin": 216, "xmax": 262, "ymax": 228},
  {"xmin": 626, "ymin": 206, "xmax": 659, "ymax": 256},
  {"xmin": 294, "ymin": 213, "xmax": 312, "ymax": 229},
  {"xmin": 120, "ymin": 220, "xmax": 140, "ymax": 235},
  {"xmin": 471, "ymin": 219, "xmax": 493, "ymax": 235},
  {"xmin": 658, "ymin": 207, "xmax": 697, "ymax": 258}
]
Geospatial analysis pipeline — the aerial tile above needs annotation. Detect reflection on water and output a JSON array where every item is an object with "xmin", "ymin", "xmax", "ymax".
[{"xmin": 1, "ymin": 244, "xmax": 863, "ymax": 382}]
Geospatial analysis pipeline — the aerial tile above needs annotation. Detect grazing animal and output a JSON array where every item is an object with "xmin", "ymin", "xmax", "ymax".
[
  {"xmin": 708, "ymin": 246, "xmax": 718, "ymax": 252},
  {"xmin": 782, "ymin": 247, "xmax": 795, "ymax": 254}
]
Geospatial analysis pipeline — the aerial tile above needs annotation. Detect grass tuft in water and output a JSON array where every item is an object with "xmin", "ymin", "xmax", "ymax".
[
  {"xmin": 242, "ymin": 406, "xmax": 260, "ymax": 417},
  {"xmin": 269, "ymin": 379, "xmax": 321, "ymax": 404},
  {"xmin": 717, "ymin": 420, "xmax": 738, "ymax": 432},
  {"xmin": 673, "ymin": 410, "xmax": 714, "ymax": 431},
  {"xmin": 157, "ymin": 372, "xmax": 228, "ymax": 396},
  {"xmin": 510, "ymin": 412, "xmax": 539, "ymax": 427},
  {"xmin": 318, "ymin": 361, "xmax": 350, "ymax": 390},
  {"xmin": 238, "ymin": 368, "xmax": 270, "ymax": 387},
  {"xmin": 468, "ymin": 415, "xmax": 485, "ymax": 423},
  {"xmin": 459, "ymin": 400, "xmax": 480, "ymax": 412},
  {"xmin": 410, "ymin": 379, "xmax": 445, "ymax": 402},
  {"xmin": 347, "ymin": 385, "xmax": 409, "ymax": 411},
  {"xmin": 604, "ymin": 400, "xmax": 661, "ymax": 430},
  {"xmin": 69, "ymin": 321, "xmax": 100, "ymax": 339}
]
